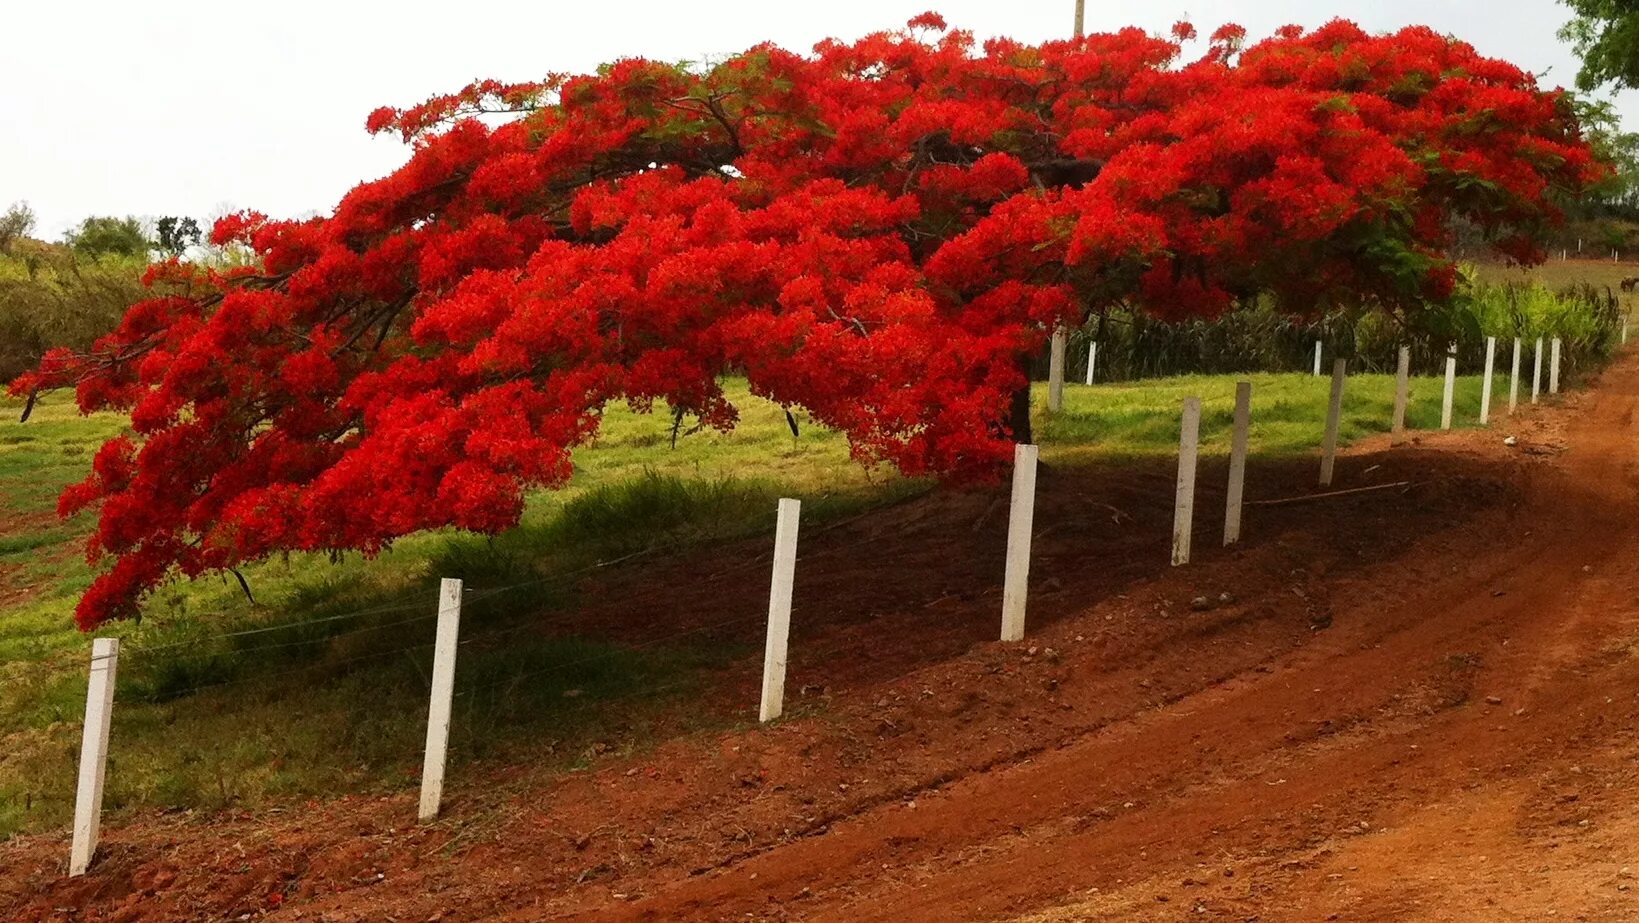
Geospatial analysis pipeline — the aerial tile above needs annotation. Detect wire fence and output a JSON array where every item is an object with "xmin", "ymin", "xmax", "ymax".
[
  {"xmin": 14, "ymin": 470, "xmax": 993, "ymax": 882},
  {"xmin": 41, "ymin": 339, "xmax": 1606, "ymax": 879},
  {"xmin": 81, "ymin": 510, "xmax": 868, "ymax": 714}
]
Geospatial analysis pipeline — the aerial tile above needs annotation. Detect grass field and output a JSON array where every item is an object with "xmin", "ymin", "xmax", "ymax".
[
  {"xmin": 1473, "ymin": 256, "xmax": 1639, "ymax": 293},
  {"xmin": 0, "ymin": 365, "xmax": 1555, "ymax": 838},
  {"xmin": 1043, "ymin": 369, "xmax": 1504, "ymax": 461}
]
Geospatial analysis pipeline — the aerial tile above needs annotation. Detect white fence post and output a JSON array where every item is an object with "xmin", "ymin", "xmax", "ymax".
[
  {"xmin": 1532, "ymin": 337, "xmax": 1544, "ymax": 404},
  {"xmin": 1509, "ymin": 337, "xmax": 1521, "ymax": 414},
  {"xmin": 1312, "ymin": 340, "xmax": 1322, "ymax": 376},
  {"xmin": 1223, "ymin": 382, "xmax": 1251, "ymax": 547},
  {"xmin": 1000, "ymin": 443, "xmax": 1039, "ymax": 642},
  {"xmin": 1440, "ymin": 346, "xmax": 1456, "ymax": 431},
  {"xmin": 70, "ymin": 638, "xmax": 119, "ymax": 877},
  {"xmin": 1390, "ymin": 345, "xmax": 1410, "ymax": 444},
  {"xmin": 1172, "ymin": 397, "xmax": 1202, "ymax": 565},
  {"xmin": 1479, "ymin": 336, "xmax": 1496, "ymax": 424},
  {"xmin": 1319, "ymin": 359, "xmax": 1346, "ymax": 487},
  {"xmin": 1085, "ymin": 341, "xmax": 1097, "ymax": 386},
  {"xmin": 759, "ymin": 498, "xmax": 801, "ymax": 722},
  {"xmin": 1047, "ymin": 329, "xmax": 1066, "ymax": 412},
  {"xmin": 1550, "ymin": 338, "xmax": 1562, "ymax": 394},
  {"xmin": 418, "ymin": 577, "xmax": 463, "ymax": 822}
]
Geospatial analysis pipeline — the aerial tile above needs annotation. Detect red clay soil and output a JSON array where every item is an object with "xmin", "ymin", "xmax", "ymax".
[{"xmin": 6, "ymin": 356, "xmax": 1639, "ymax": 922}]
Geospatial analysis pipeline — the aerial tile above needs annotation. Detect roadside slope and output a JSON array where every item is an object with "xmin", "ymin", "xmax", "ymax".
[
  {"xmin": 546, "ymin": 359, "xmax": 1639, "ymax": 922},
  {"xmin": 2, "ymin": 360, "xmax": 1630, "ymax": 922}
]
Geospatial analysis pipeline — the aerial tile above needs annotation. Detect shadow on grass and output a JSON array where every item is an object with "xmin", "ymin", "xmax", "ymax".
[{"xmin": 0, "ymin": 471, "xmax": 927, "ymax": 837}]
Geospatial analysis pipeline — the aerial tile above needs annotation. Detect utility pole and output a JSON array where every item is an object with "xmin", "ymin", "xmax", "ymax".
[{"xmin": 1048, "ymin": 0, "xmax": 1087, "ymax": 413}]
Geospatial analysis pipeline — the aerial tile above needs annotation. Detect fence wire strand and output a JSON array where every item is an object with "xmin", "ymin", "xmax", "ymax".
[
  {"xmin": 115, "ymin": 638, "xmax": 442, "ymax": 701},
  {"xmin": 119, "ymin": 593, "xmax": 440, "ymax": 658},
  {"xmin": 452, "ymin": 607, "xmax": 773, "ymax": 700},
  {"xmin": 85, "ymin": 490, "xmax": 919, "ymax": 673}
]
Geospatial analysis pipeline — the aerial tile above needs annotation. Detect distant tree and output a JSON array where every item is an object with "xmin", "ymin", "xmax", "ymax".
[
  {"xmin": 155, "ymin": 216, "xmax": 202, "ymax": 257},
  {"xmin": 0, "ymin": 201, "xmax": 35, "ymax": 255},
  {"xmin": 1571, "ymin": 95, "xmax": 1639, "ymax": 215},
  {"xmin": 64, "ymin": 215, "xmax": 151, "ymax": 260},
  {"xmin": 1561, "ymin": 0, "xmax": 1639, "ymax": 90},
  {"xmin": 193, "ymin": 202, "xmax": 262, "ymax": 269}
]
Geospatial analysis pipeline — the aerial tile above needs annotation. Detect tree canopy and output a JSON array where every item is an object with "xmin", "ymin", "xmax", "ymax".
[
  {"xmin": 65, "ymin": 216, "xmax": 151, "ymax": 261},
  {"xmin": 0, "ymin": 202, "xmax": 36, "ymax": 255},
  {"xmin": 155, "ymin": 216, "xmax": 203, "ymax": 257},
  {"xmin": 10, "ymin": 16, "xmax": 1599, "ymax": 628},
  {"xmin": 1567, "ymin": 96, "xmax": 1639, "ymax": 215},
  {"xmin": 1561, "ymin": 0, "xmax": 1639, "ymax": 91}
]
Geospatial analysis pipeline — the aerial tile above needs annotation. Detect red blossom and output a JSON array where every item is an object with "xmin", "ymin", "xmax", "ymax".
[
  {"xmin": 907, "ymin": 12, "xmax": 947, "ymax": 31},
  {"xmin": 12, "ymin": 17, "xmax": 1600, "ymax": 627},
  {"xmin": 208, "ymin": 210, "xmax": 268, "ymax": 247}
]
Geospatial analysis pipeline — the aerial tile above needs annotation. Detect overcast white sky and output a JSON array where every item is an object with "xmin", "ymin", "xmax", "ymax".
[{"xmin": 2, "ymin": 0, "xmax": 1630, "ymax": 239}]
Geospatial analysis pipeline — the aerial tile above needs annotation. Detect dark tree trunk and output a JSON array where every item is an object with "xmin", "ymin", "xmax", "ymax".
[{"xmin": 1008, "ymin": 354, "xmax": 1034, "ymax": 446}]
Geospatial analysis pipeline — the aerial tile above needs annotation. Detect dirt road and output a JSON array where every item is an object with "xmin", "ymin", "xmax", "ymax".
[{"xmin": 7, "ymin": 356, "xmax": 1639, "ymax": 921}]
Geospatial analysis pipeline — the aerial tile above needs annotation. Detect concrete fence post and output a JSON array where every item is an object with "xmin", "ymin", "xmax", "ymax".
[
  {"xmin": 1047, "ymin": 329, "xmax": 1066, "ymax": 413},
  {"xmin": 1390, "ymin": 345, "xmax": 1410, "ymax": 444},
  {"xmin": 70, "ymin": 638, "xmax": 119, "ymax": 877},
  {"xmin": 1172, "ymin": 397, "xmax": 1202, "ymax": 565},
  {"xmin": 1509, "ymin": 337, "xmax": 1521, "ymax": 414},
  {"xmin": 1532, "ymin": 337, "xmax": 1544, "ymax": 404},
  {"xmin": 1319, "ymin": 359, "xmax": 1346, "ymax": 487},
  {"xmin": 1479, "ymin": 336, "xmax": 1496, "ymax": 424},
  {"xmin": 1549, "ymin": 338, "xmax": 1562, "ymax": 395},
  {"xmin": 1000, "ymin": 444, "xmax": 1039, "ymax": 642},
  {"xmin": 1440, "ymin": 346, "xmax": 1456, "ymax": 431},
  {"xmin": 418, "ymin": 577, "xmax": 463, "ymax": 822},
  {"xmin": 1312, "ymin": 340, "xmax": 1322, "ymax": 376},
  {"xmin": 759, "ymin": 498, "xmax": 801, "ymax": 722},
  {"xmin": 1085, "ymin": 341, "xmax": 1097, "ymax": 386},
  {"xmin": 1223, "ymin": 382, "xmax": 1251, "ymax": 546}
]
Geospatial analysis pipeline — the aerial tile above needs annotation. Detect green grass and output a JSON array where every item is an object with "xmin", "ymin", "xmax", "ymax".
[
  {"xmin": 1474, "ymin": 257, "xmax": 1639, "ymax": 294},
  {"xmin": 1041, "ymin": 370, "xmax": 1505, "ymax": 462},
  {"xmin": 0, "ymin": 366, "xmax": 1558, "ymax": 839}
]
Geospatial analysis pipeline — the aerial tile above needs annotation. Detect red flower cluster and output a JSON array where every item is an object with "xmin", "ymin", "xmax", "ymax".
[{"xmin": 11, "ymin": 16, "xmax": 1599, "ymax": 627}]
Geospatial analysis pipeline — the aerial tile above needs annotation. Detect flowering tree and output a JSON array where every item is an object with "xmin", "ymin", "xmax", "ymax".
[{"xmin": 12, "ymin": 15, "xmax": 1598, "ymax": 628}]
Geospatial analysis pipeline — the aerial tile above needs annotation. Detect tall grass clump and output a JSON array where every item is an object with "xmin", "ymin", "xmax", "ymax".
[{"xmin": 1464, "ymin": 275, "xmax": 1622, "ymax": 379}]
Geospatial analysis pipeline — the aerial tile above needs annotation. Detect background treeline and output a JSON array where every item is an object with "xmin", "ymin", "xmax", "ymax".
[
  {"xmin": 1038, "ymin": 271, "xmax": 1626, "ymax": 385},
  {"xmin": 0, "ymin": 203, "xmax": 222, "ymax": 382},
  {"xmin": 0, "ymin": 246, "xmax": 148, "ymax": 383},
  {"xmin": 1510, "ymin": 97, "xmax": 1639, "ymax": 254}
]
